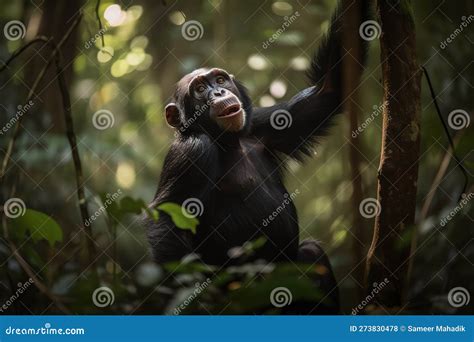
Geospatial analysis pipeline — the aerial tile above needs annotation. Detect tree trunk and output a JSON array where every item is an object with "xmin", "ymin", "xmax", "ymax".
[
  {"xmin": 27, "ymin": 0, "xmax": 82, "ymax": 133},
  {"xmin": 365, "ymin": 0, "xmax": 422, "ymax": 308},
  {"xmin": 342, "ymin": 0, "xmax": 366, "ymax": 302}
]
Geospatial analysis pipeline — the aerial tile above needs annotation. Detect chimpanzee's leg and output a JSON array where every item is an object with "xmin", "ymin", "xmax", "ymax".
[{"xmin": 292, "ymin": 239, "xmax": 340, "ymax": 314}]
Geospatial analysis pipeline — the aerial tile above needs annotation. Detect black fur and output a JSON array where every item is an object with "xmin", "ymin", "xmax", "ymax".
[{"xmin": 146, "ymin": 1, "xmax": 368, "ymax": 314}]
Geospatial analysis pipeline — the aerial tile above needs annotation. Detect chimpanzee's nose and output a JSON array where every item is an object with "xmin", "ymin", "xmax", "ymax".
[{"xmin": 213, "ymin": 88, "xmax": 227, "ymax": 97}]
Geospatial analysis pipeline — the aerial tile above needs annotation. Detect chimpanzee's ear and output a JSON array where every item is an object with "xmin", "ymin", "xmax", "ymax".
[{"xmin": 165, "ymin": 103, "xmax": 181, "ymax": 128}]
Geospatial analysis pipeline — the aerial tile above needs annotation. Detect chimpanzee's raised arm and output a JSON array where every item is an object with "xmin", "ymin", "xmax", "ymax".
[
  {"xmin": 251, "ymin": 2, "xmax": 368, "ymax": 161},
  {"xmin": 251, "ymin": 85, "xmax": 343, "ymax": 161}
]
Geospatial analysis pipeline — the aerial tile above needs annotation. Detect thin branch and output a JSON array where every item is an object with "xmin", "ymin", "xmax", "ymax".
[
  {"xmin": 422, "ymin": 66, "xmax": 469, "ymax": 200},
  {"xmin": 0, "ymin": 41, "xmax": 54, "ymax": 183},
  {"xmin": 418, "ymin": 133, "xmax": 464, "ymax": 222},
  {"xmin": 53, "ymin": 46, "xmax": 95, "ymax": 265},
  {"xmin": 0, "ymin": 13, "xmax": 95, "ymax": 264},
  {"xmin": 95, "ymin": 0, "xmax": 105, "ymax": 48},
  {"xmin": 0, "ymin": 36, "xmax": 49, "ymax": 73},
  {"xmin": 0, "ymin": 14, "xmax": 82, "ymax": 186},
  {"xmin": 405, "ymin": 133, "xmax": 462, "ymax": 295}
]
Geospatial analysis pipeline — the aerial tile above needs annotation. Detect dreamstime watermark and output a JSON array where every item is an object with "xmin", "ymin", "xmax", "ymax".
[
  {"xmin": 447, "ymin": 109, "xmax": 470, "ymax": 130},
  {"xmin": 270, "ymin": 287, "xmax": 293, "ymax": 308},
  {"xmin": 84, "ymin": 24, "xmax": 109, "ymax": 49},
  {"xmin": 448, "ymin": 287, "xmax": 470, "ymax": 308},
  {"xmin": 0, "ymin": 278, "xmax": 34, "ymax": 313},
  {"xmin": 359, "ymin": 20, "xmax": 381, "ymax": 41},
  {"xmin": 440, "ymin": 15, "xmax": 474, "ymax": 49},
  {"xmin": 176, "ymin": 101, "xmax": 211, "ymax": 136},
  {"xmin": 181, "ymin": 20, "xmax": 204, "ymax": 41},
  {"xmin": 173, "ymin": 278, "xmax": 212, "ymax": 315},
  {"xmin": 2, "ymin": 197, "xmax": 26, "ymax": 218},
  {"xmin": 181, "ymin": 198, "xmax": 204, "ymax": 218},
  {"xmin": 262, "ymin": 11, "xmax": 300, "ymax": 49},
  {"xmin": 440, "ymin": 192, "xmax": 473, "ymax": 227},
  {"xmin": 0, "ymin": 101, "xmax": 35, "ymax": 136},
  {"xmin": 92, "ymin": 109, "xmax": 115, "ymax": 130},
  {"xmin": 3, "ymin": 20, "xmax": 26, "ymax": 41},
  {"xmin": 92, "ymin": 286, "xmax": 115, "ymax": 307},
  {"xmin": 352, "ymin": 101, "xmax": 387, "ymax": 138},
  {"xmin": 447, "ymin": 287, "xmax": 470, "ymax": 308},
  {"xmin": 270, "ymin": 109, "xmax": 292, "ymax": 130},
  {"xmin": 5, "ymin": 323, "xmax": 85, "ymax": 336},
  {"xmin": 359, "ymin": 197, "xmax": 381, "ymax": 218},
  {"xmin": 351, "ymin": 278, "xmax": 390, "ymax": 315},
  {"xmin": 262, "ymin": 189, "xmax": 300, "ymax": 227},
  {"xmin": 85, "ymin": 189, "xmax": 122, "ymax": 227}
]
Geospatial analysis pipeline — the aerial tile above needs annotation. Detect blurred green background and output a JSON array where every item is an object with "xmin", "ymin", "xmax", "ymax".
[{"xmin": 0, "ymin": 0, "xmax": 472, "ymax": 314}]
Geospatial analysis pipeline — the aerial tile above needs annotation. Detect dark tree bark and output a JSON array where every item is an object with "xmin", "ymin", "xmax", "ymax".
[
  {"xmin": 342, "ymin": 0, "xmax": 366, "ymax": 302},
  {"xmin": 365, "ymin": 0, "xmax": 422, "ymax": 308},
  {"xmin": 27, "ymin": 0, "xmax": 82, "ymax": 133}
]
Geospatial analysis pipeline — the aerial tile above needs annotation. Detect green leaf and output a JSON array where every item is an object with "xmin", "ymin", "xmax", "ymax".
[
  {"xmin": 99, "ymin": 193, "xmax": 122, "ymax": 221},
  {"xmin": 120, "ymin": 196, "xmax": 147, "ymax": 215},
  {"xmin": 120, "ymin": 196, "xmax": 159, "ymax": 221},
  {"xmin": 157, "ymin": 202, "xmax": 199, "ymax": 234},
  {"xmin": 10, "ymin": 209, "xmax": 63, "ymax": 247}
]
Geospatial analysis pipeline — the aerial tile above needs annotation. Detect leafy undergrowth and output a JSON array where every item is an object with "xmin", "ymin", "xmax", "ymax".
[{"xmin": 1, "ymin": 195, "xmax": 331, "ymax": 315}]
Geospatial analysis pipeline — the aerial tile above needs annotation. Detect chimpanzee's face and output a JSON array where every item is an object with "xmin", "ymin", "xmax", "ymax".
[{"xmin": 165, "ymin": 68, "xmax": 249, "ymax": 134}]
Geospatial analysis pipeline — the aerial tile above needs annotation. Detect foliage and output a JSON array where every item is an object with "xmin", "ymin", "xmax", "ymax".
[{"xmin": 9, "ymin": 209, "xmax": 63, "ymax": 247}]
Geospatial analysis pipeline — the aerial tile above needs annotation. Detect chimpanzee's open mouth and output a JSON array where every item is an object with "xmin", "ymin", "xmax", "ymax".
[
  {"xmin": 211, "ymin": 96, "xmax": 246, "ymax": 131},
  {"xmin": 218, "ymin": 104, "xmax": 242, "ymax": 118}
]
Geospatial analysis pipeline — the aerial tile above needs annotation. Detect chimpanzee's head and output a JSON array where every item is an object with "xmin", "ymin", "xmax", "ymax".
[{"xmin": 164, "ymin": 68, "xmax": 252, "ymax": 137}]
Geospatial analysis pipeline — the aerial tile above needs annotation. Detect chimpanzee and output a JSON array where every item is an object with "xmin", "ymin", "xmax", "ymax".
[{"xmin": 146, "ymin": 2, "xmax": 368, "ymax": 313}]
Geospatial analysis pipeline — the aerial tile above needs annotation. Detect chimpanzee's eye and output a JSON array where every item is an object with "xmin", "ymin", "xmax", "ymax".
[
  {"xmin": 196, "ymin": 84, "xmax": 206, "ymax": 93},
  {"xmin": 216, "ymin": 76, "xmax": 226, "ymax": 85}
]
